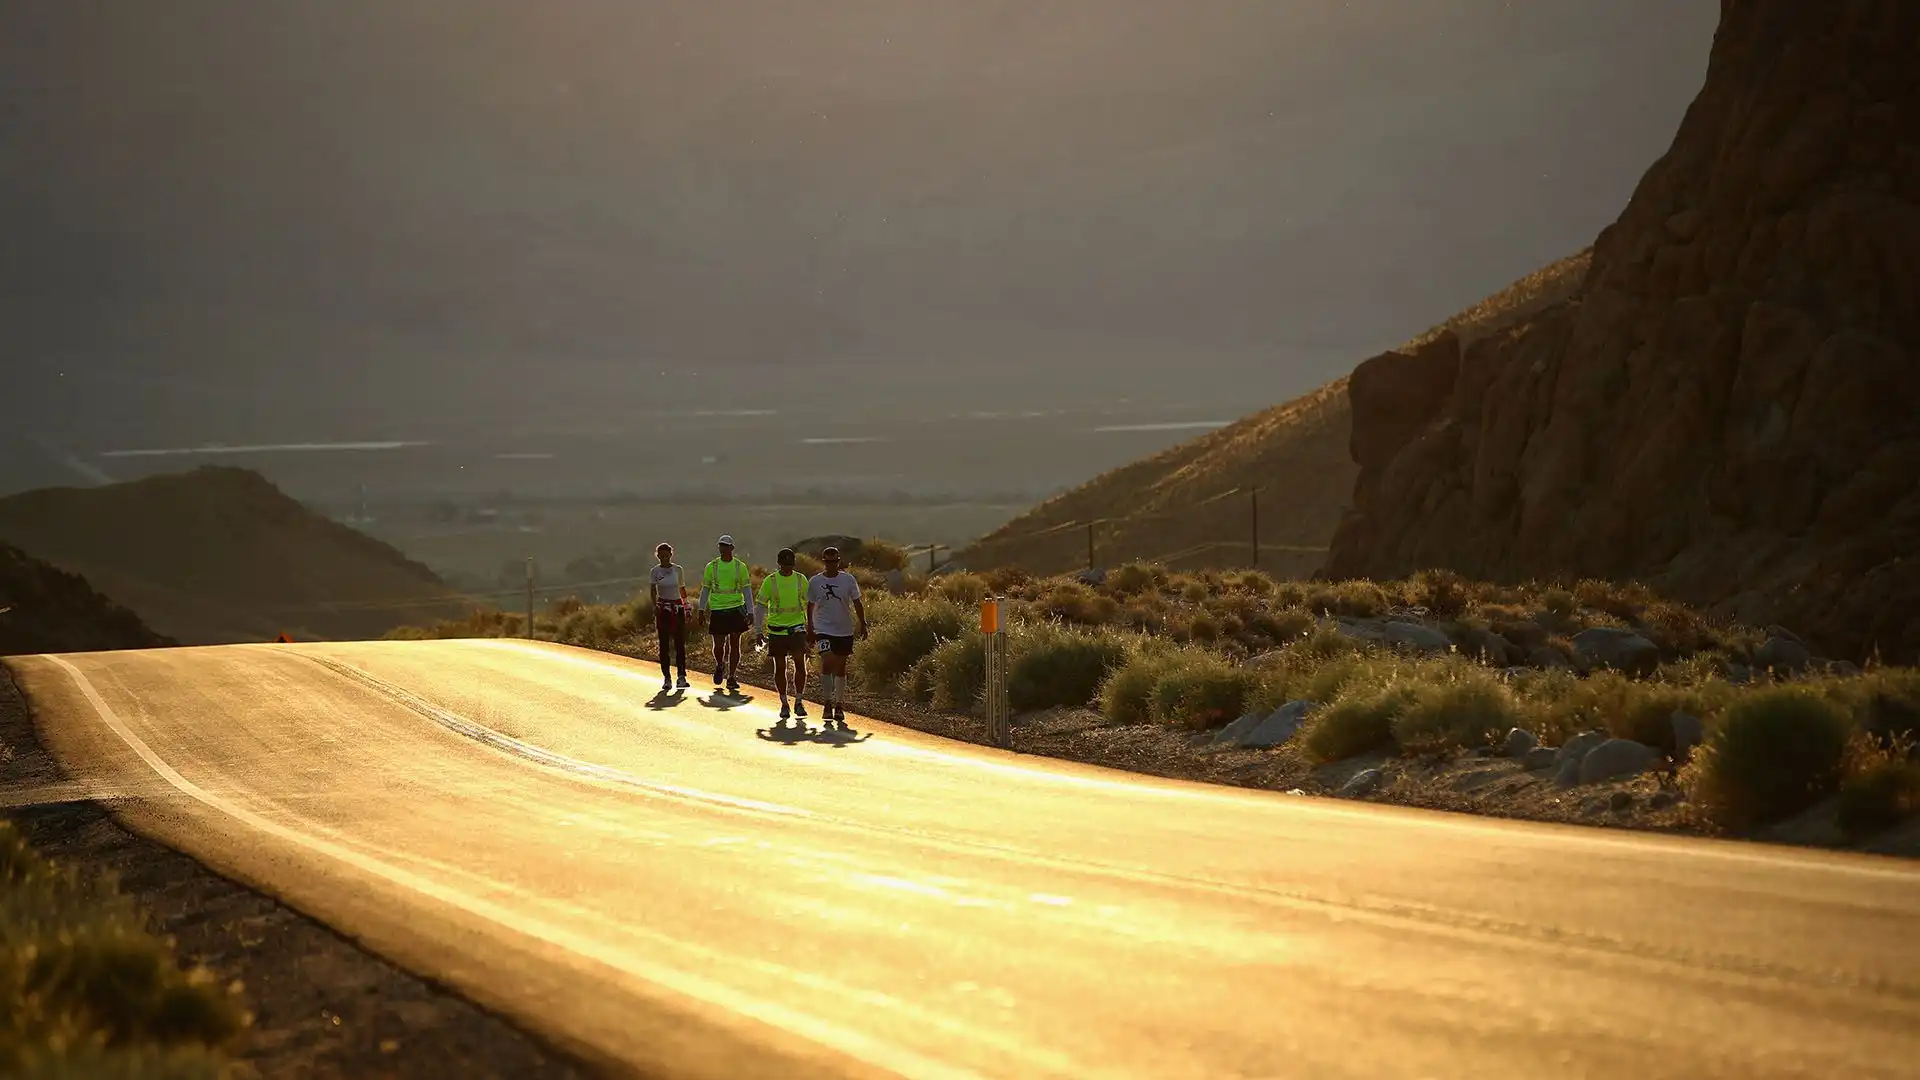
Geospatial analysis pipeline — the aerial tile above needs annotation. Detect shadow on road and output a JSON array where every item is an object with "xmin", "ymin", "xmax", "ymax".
[
  {"xmin": 645, "ymin": 689, "xmax": 686, "ymax": 711},
  {"xmin": 699, "ymin": 692, "xmax": 756, "ymax": 711},
  {"xmin": 755, "ymin": 719, "xmax": 872, "ymax": 748}
]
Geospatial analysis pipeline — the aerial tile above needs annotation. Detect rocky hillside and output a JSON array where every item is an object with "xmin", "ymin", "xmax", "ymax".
[
  {"xmin": 0, "ymin": 542, "xmax": 171, "ymax": 655},
  {"xmin": 0, "ymin": 468, "xmax": 465, "ymax": 644},
  {"xmin": 959, "ymin": 251, "xmax": 1592, "ymax": 576},
  {"xmin": 1328, "ymin": 0, "xmax": 1920, "ymax": 664}
]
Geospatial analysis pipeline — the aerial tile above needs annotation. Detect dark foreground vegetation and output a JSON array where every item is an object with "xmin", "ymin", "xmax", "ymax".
[
  {"xmin": 0, "ymin": 821, "xmax": 246, "ymax": 1078},
  {"xmin": 396, "ymin": 548, "xmax": 1920, "ymax": 847}
]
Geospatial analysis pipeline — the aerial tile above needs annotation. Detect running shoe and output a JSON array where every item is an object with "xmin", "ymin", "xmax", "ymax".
[
  {"xmin": 793, "ymin": 701, "xmax": 808, "ymax": 719},
  {"xmin": 677, "ymin": 675, "xmax": 690, "ymax": 689},
  {"xmin": 727, "ymin": 680, "xmax": 741, "ymax": 695},
  {"xmin": 779, "ymin": 702, "xmax": 791, "ymax": 720},
  {"xmin": 713, "ymin": 666, "xmax": 725, "ymax": 686}
]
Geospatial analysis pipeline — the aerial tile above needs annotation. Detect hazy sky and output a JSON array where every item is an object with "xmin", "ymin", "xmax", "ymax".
[{"xmin": 1, "ymin": 1, "xmax": 1717, "ymax": 450}]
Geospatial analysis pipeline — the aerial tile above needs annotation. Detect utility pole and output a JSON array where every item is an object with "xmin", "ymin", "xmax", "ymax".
[
  {"xmin": 928, "ymin": 544, "xmax": 941, "ymax": 576},
  {"xmin": 1086, "ymin": 522, "xmax": 1096, "ymax": 572},
  {"xmin": 525, "ymin": 557, "xmax": 535, "ymax": 639},
  {"xmin": 1251, "ymin": 487, "xmax": 1260, "ymax": 571}
]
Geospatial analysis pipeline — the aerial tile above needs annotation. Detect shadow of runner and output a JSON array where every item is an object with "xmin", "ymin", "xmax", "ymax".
[
  {"xmin": 699, "ymin": 692, "xmax": 755, "ymax": 711},
  {"xmin": 645, "ymin": 689, "xmax": 686, "ymax": 711},
  {"xmin": 754, "ymin": 719, "xmax": 873, "ymax": 748}
]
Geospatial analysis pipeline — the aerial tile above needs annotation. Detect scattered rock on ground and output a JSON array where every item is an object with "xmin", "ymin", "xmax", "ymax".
[
  {"xmin": 1609, "ymin": 791, "xmax": 1635, "ymax": 813},
  {"xmin": 1076, "ymin": 567, "xmax": 1108, "ymax": 587},
  {"xmin": 1754, "ymin": 634, "xmax": 1813, "ymax": 675},
  {"xmin": 1504, "ymin": 727, "xmax": 1539, "ymax": 759},
  {"xmin": 1522, "ymin": 746, "xmax": 1559, "ymax": 771},
  {"xmin": 1458, "ymin": 628, "xmax": 1521, "ymax": 666},
  {"xmin": 1339, "ymin": 768, "xmax": 1385, "ymax": 798},
  {"xmin": 1554, "ymin": 758, "xmax": 1583, "ymax": 789},
  {"xmin": 1528, "ymin": 646, "xmax": 1574, "ymax": 671},
  {"xmin": 1334, "ymin": 617, "xmax": 1453, "ymax": 655},
  {"xmin": 1580, "ymin": 739, "xmax": 1662, "ymax": 784},
  {"xmin": 1648, "ymin": 791, "xmax": 1680, "ymax": 810},
  {"xmin": 1556, "ymin": 729, "xmax": 1610, "ymax": 767},
  {"xmin": 1671, "ymin": 711, "xmax": 1704, "ymax": 763},
  {"xmin": 1570, "ymin": 627, "xmax": 1661, "ymax": 676},
  {"xmin": 1241, "ymin": 700, "xmax": 1314, "ymax": 749},
  {"xmin": 1210, "ymin": 711, "xmax": 1265, "ymax": 748}
]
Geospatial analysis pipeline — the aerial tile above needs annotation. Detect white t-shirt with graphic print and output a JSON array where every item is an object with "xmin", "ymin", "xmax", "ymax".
[{"xmin": 805, "ymin": 572, "xmax": 862, "ymax": 637}]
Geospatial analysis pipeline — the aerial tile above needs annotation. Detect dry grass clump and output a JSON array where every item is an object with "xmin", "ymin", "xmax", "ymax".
[
  {"xmin": 0, "ymin": 823, "xmax": 246, "ymax": 1077},
  {"xmin": 1684, "ymin": 687, "xmax": 1855, "ymax": 830},
  {"xmin": 853, "ymin": 595, "xmax": 969, "ymax": 690},
  {"xmin": 930, "ymin": 572, "xmax": 990, "ymax": 607},
  {"xmin": 1300, "ymin": 682, "xmax": 1415, "ymax": 763},
  {"xmin": 1007, "ymin": 624, "xmax": 1132, "ymax": 712}
]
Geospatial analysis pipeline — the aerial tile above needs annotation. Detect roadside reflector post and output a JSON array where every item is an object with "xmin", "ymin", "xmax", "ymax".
[
  {"xmin": 981, "ymin": 598, "xmax": 1010, "ymax": 748},
  {"xmin": 525, "ymin": 557, "xmax": 536, "ymax": 640}
]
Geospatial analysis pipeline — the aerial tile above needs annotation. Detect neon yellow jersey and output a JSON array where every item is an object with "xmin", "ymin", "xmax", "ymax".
[
  {"xmin": 757, "ymin": 571, "xmax": 809, "ymax": 629},
  {"xmin": 703, "ymin": 558, "xmax": 752, "ymax": 610}
]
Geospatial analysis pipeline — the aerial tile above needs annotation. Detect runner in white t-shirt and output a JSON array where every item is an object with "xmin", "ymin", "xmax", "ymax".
[
  {"xmin": 805, "ymin": 546, "xmax": 867, "ymax": 725},
  {"xmin": 648, "ymin": 543, "xmax": 689, "ymax": 691}
]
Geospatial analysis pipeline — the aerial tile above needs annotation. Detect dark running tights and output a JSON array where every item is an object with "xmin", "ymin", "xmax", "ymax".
[{"xmin": 655, "ymin": 604, "xmax": 688, "ymax": 677}]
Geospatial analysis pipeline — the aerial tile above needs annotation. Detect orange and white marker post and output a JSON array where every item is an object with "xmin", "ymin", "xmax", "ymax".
[{"xmin": 981, "ymin": 598, "xmax": 1010, "ymax": 748}]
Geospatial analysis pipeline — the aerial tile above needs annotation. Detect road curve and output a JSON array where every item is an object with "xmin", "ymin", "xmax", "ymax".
[{"xmin": 9, "ymin": 640, "xmax": 1918, "ymax": 1079}]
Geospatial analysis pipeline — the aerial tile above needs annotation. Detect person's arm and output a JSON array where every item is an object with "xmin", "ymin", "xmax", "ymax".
[
  {"xmin": 695, "ymin": 563, "xmax": 710, "ymax": 611},
  {"xmin": 676, "ymin": 566, "xmax": 688, "ymax": 605},
  {"xmin": 853, "ymin": 596, "xmax": 869, "ymax": 639},
  {"xmin": 806, "ymin": 590, "xmax": 818, "ymax": 641},
  {"xmin": 648, "ymin": 573, "xmax": 659, "ymax": 606},
  {"xmin": 754, "ymin": 577, "xmax": 771, "ymax": 635}
]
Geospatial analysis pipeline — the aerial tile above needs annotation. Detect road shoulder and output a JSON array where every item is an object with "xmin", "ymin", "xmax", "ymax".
[{"xmin": 0, "ymin": 659, "xmax": 597, "ymax": 1080}]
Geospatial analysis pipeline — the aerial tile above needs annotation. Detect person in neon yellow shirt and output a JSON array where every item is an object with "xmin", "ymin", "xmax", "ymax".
[
  {"xmin": 754, "ymin": 547, "xmax": 811, "ymax": 721},
  {"xmin": 697, "ymin": 534, "xmax": 755, "ymax": 695}
]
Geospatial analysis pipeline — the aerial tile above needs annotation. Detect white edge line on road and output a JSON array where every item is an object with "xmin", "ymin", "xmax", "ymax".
[
  {"xmin": 468, "ymin": 641, "xmax": 1920, "ymax": 883},
  {"xmin": 41, "ymin": 653, "xmax": 989, "ymax": 1080}
]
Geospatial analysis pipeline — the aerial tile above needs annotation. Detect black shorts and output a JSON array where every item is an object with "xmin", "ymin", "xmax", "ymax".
[
  {"xmin": 766, "ymin": 628, "xmax": 807, "ymax": 658},
  {"xmin": 708, "ymin": 607, "xmax": 749, "ymax": 636},
  {"xmin": 818, "ymin": 634, "xmax": 855, "ymax": 657}
]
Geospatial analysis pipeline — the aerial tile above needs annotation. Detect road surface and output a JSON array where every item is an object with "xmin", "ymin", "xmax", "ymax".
[{"xmin": 10, "ymin": 640, "xmax": 1919, "ymax": 1079}]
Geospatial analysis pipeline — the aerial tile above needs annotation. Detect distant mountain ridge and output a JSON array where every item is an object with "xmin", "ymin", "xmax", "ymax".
[
  {"xmin": 0, "ymin": 468, "xmax": 465, "ymax": 644},
  {"xmin": 0, "ymin": 542, "xmax": 170, "ymax": 656}
]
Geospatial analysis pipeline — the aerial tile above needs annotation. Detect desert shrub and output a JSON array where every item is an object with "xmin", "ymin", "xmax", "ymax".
[
  {"xmin": 1686, "ymin": 687, "xmax": 1854, "ymax": 830},
  {"xmin": 1008, "ymin": 625, "xmax": 1131, "ymax": 711},
  {"xmin": 1408, "ymin": 568, "xmax": 1473, "ymax": 620},
  {"xmin": 1302, "ymin": 682, "xmax": 1417, "ymax": 763},
  {"xmin": 1480, "ymin": 604, "xmax": 1548, "ymax": 648},
  {"xmin": 1247, "ymin": 607, "xmax": 1315, "ymax": 646},
  {"xmin": 1836, "ymin": 759, "xmax": 1920, "ymax": 838},
  {"xmin": 1178, "ymin": 579, "xmax": 1209, "ymax": 604},
  {"xmin": 1106, "ymin": 562, "xmax": 1165, "ymax": 596},
  {"xmin": 857, "ymin": 539, "xmax": 910, "ymax": 572},
  {"xmin": 1391, "ymin": 667, "xmax": 1518, "ymax": 754},
  {"xmin": 1188, "ymin": 614, "xmax": 1222, "ymax": 644},
  {"xmin": 932, "ymin": 572, "xmax": 990, "ymax": 607},
  {"xmin": 984, "ymin": 565, "xmax": 1032, "ymax": 594},
  {"xmin": 1573, "ymin": 578, "xmax": 1653, "ymax": 622},
  {"xmin": 1232, "ymin": 570, "xmax": 1275, "ymax": 596},
  {"xmin": 546, "ymin": 595, "xmax": 586, "ymax": 618},
  {"xmin": 1038, "ymin": 583, "xmax": 1120, "ymax": 626},
  {"xmin": 925, "ymin": 632, "xmax": 986, "ymax": 711},
  {"xmin": 854, "ymin": 596, "xmax": 968, "ymax": 689},
  {"xmin": 1538, "ymin": 587, "xmax": 1579, "ymax": 629},
  {"xmin": 1099, "ymin": 653, "xmax": 1171, "ymax": 726},
  {"xmin": 1147, "ymin": 653, "xmax": 1258, "ymax": 730},
  {"xmin": 557, "ymin": 605, "xmax": 632, "ymax": 650}
]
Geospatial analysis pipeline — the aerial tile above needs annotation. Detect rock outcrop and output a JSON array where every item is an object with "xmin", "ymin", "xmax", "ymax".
[{"xmin": 1328, "ymin": 1, "xmax": 1920, "ymax": 663}]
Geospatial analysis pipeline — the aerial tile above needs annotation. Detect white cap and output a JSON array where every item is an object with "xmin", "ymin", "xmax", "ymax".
[{"xmin": 717, "ymin": 534, "xmax": 735, "ymax": 546}]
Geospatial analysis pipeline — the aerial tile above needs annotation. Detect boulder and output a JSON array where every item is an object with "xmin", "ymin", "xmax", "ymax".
[
  {"xmin": 1609, "ymin": 791, "xmax": 1636, "ymax": 813},
  {"xmin": 1670, "ymin": 711, "xmax": 1705, "ymax": 764},
  {"xmin": 1336, "ymin": 617, "xmax": 1453, "ymax": 655},
  {"xmin": 1210, "ymin": 711, "xmax": 1266, "ymax": 747},
  {"xmin": 1076, "ymin": 567, "xmax": 1109, "ymax": 587},
  {"xmin": 1553, "ymin": 757, "xmax": 1583, "ymax": 789},
  {"xmin": 1578, "ymin": 739, "xmax": 1662, "ymax": 784},
  {"xmin": 1825, "ymin": 659, "xmax": 1862, "ymax": 678},
  {"xmin": 1503, "ymin": 727, "xmax": 1539, "ymax": 759},
  {"xmin": 1240, "ymin": 700, "xmax": 1315, "ymax": 749},
  {"xmin": 1570, "ymin": 627, "xmax": 1661, "ymax": 676},
  {"xmin": 1754, "ymin": 634, "xmax": 1813, "ymax": 675},
  {"xmin": 1556, "ymin": 729, "xmax": 1610, "ymax": 767},
  {"xmin": 1522, "ymin": 746, "xmax": 1559, "ymax": 771},
  {"xmin": 1528, "ymin": 646, "xmax": 1574, "ymax": 672},
  {"xmin": 1339, "ymin": 768, "xmax": 1385, "ymax": 798}
]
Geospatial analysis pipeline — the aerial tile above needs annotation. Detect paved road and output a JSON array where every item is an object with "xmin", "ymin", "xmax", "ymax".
[{"xmin": 11, "ymin": 640, "xmax": 1919, "ymax": 1079}]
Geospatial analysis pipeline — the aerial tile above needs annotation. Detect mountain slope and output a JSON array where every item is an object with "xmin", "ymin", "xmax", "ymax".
[
  {"xmin": 0, "ymin": 542, "xmax": 171, "ymax": 655},
  {"xmin": 0, "ymin": 468, "xmax": 465, "ymax": 644},
  {"xmin": 1327, "ymin": 0, "xmax": 1920, "ymax": 663},
  {"xmin": 959, "ymin": 251, "xmax": 1592, "ymax": 575}
]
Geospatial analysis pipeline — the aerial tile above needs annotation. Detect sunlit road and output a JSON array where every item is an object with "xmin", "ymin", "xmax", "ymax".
[{"xmin": 11, "ymin": 641, "xmax": 1919, "ymax": 1079}]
